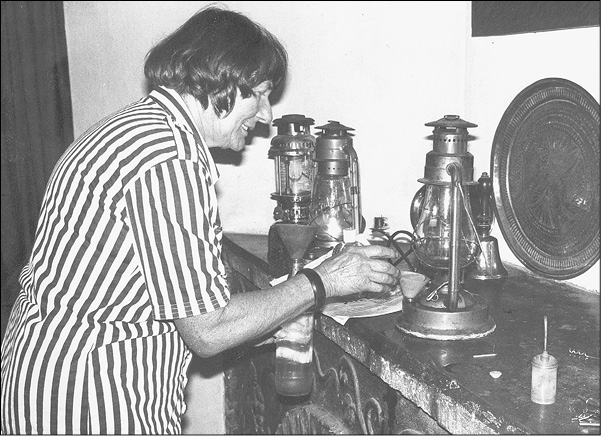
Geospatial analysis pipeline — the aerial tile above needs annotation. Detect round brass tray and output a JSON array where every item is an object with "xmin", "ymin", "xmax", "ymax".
[{"xmin": 491, "ymin": 78, "xmax": 599, "ymax": 279}]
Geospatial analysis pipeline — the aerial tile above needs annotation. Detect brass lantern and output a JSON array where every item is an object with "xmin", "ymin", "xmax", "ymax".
[{"xmin": 397, "ymin": 115, "xmax": 496, "ymax": 340}]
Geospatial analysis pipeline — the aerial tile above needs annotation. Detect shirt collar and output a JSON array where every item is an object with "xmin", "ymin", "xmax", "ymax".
[
  {"xmin": 149, "ymin": 86, "xmax": 220, "ymax": 182},
  {"xmin": 149, "ymin": 86, "xmax": 202, "ymax": 141}
]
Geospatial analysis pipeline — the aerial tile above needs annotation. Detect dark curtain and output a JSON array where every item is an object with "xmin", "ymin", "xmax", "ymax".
[
  {"xmin": 472, "ymin": 1, "xmax": 600, "ymax": 37},
  {"xmin": 1, "ymin": 1, "xmax": 73, "ymax": 337}
]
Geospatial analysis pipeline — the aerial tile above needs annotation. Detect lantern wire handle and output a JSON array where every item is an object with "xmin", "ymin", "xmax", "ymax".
[{"xmin": 457, "ymin": 182, "xmax": 483, "ymax": 248}]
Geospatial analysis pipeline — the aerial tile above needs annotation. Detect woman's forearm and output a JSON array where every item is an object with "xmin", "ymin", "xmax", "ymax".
[{"xmin": 174, "ymin": 272, "xmax": 315, "ymax": 357}]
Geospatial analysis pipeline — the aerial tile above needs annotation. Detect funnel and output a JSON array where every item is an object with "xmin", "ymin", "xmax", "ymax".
[{"xmin": 274, "ymin": 223, "xmax": 318, "ymax": 276}]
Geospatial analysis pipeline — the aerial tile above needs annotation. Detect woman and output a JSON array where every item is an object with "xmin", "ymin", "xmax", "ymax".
[{"xmin": 1, "ymin": 5, "xmax": 401, "ymax": 434}]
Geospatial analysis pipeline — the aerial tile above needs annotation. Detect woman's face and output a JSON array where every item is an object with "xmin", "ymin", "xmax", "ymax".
[{"xmin": 196, "ymin": 81, "xmax": 274, "ymax": 151}]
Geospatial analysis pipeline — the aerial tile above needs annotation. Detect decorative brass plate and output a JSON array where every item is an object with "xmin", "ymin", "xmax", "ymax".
[{"xmin": 492, "ymin": 78, "xmax": 600, "ymax": 279}]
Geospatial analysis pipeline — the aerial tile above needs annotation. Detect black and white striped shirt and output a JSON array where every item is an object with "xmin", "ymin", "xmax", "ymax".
[{"xmin": 1, "ymin": 86, "xmax": 230, "ymax": 434}]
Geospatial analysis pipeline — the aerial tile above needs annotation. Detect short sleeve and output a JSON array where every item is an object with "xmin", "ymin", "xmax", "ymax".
[{"xmin": 125, "ymin": 159, "xmax": 230, "ymax": 320}]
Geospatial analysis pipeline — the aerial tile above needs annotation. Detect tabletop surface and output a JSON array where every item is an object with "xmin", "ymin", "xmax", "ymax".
[{"xmin": 223, "ymin": 233, "xmax": 600, "ymax": 434}]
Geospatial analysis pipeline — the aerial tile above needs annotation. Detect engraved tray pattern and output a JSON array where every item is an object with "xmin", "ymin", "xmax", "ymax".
[{"xmin": 492, "ymin": 78, "xmax": 600, "ymax": 279}]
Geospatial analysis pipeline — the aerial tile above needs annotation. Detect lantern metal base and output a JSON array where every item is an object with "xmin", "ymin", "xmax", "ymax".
[{"xmin": 396, "ymin": 286, "xmax": 495, "ymax": 340}]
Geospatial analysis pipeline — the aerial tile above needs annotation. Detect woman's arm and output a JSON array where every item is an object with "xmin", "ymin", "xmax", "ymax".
[{"xmin": 175, "ymin": 244, "xmax": 401, "ymax": 357}]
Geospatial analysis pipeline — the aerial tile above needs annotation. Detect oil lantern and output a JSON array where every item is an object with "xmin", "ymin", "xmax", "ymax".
[
  {"xmin": 308, "ymin": 120, "xmax": 363, "ymax": 259},
  {"xmin": 267, "ymin": 114, "xmax": 316, "ymax": 275},
  {"xmin": 397, "ymin": 115, "xmax": 496, "ymax": 340}
]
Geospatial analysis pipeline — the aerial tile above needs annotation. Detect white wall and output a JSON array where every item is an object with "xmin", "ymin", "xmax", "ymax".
[{"xmin": 63, "ymin": 1, "xmax": 600, "ymax": 433}]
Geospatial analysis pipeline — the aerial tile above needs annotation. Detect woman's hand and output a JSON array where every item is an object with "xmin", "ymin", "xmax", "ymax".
[{"xmin": 314, "ymin": 244, "xmax": 401, "ymax": 300}]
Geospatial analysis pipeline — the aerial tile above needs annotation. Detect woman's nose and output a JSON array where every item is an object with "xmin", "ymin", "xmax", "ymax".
[{"xmin": 256, "ymin": 97, "xmax": 273, "ymax": 125}]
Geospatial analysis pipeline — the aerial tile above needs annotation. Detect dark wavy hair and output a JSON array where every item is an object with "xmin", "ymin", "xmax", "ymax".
[{"xmin": 144, "ymin": 4, "xmax": 288, "ymax": 116}]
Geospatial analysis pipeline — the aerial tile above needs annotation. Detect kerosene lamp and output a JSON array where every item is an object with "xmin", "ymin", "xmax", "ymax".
[
  {"xmin": 268, "ymin": 114, "xmax": 316, "ymax": 275},
  {"xmin": 397, "ymin": 115, "xmax": 496, "ymax": 340},
  {"xmin": 307, "ymin": 120, "xmax": 363, "ymax": 259}
]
